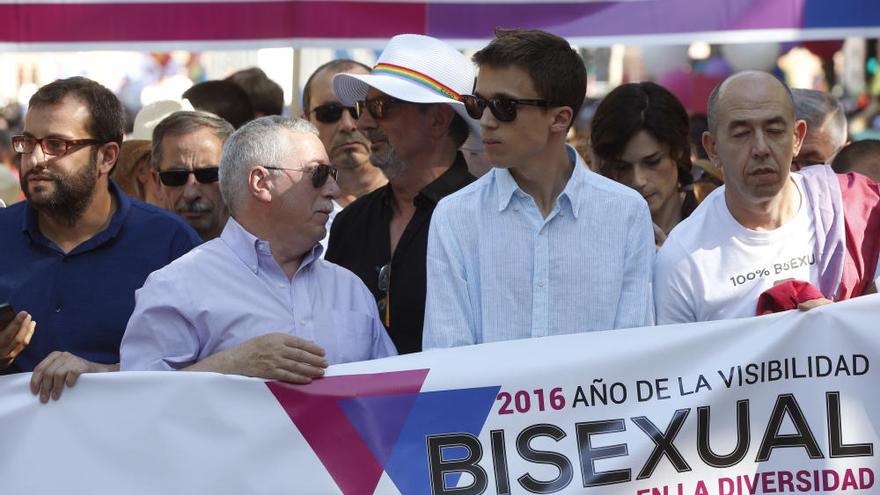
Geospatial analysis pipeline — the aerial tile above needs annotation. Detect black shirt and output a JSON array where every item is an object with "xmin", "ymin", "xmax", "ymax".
[{"xmin": 326, "ymin": 153, "xmax": 475, "ymax": 354}]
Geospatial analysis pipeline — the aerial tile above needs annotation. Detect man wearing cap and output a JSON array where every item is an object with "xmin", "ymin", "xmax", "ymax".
[
  {"xmin": 152, "ymin": 111, "xmax": 234, "ymax": 241},
  {"xmin": 0, "ymin": 77, "xmax": 200, "ymax": 401},
  {"xmin": 422, "ymin": 29, "xmax": 655, "ymax": 348},
  {"xmin": 120, "ymin": 116, "xmax": 396, "ymax": 377},
  {"xmin": 327, "ymin": 34, "xmax": 477, "ymax": 354}
]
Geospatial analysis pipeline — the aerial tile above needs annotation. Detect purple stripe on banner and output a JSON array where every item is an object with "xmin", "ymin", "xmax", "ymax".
[
  {"xmin": 426, "ymin": 0, "xmax": 878, "ymax": 39},
  {"xmin": 0, "ymin": 2, "xmax": 426, "ymax": 43}
]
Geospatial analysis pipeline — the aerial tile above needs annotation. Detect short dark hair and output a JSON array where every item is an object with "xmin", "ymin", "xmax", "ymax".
[
  {"xmin": 182, "ymin": 80, "xmax": 254, "ymax": 129},
  {"xmin": 591, "ymin": 82, "xmax": 692, "ymax": 187},
  {"xmin": 226, "ymin": 68, "xmax": 284, "ymax": 117},
  {"xmin": 472, "ymin": 28, "xmax": 586, "ymax": 127},
  {"xmin": 150, "ymin": 111, "xmax": 234, "ymax": 170},
  {"xmin": 302, "ymin": 59, "xmax": 371, "ymax": 114},
  {"xmin": 831, "ymin": 139, "xmax": 880, "ymax": 176},
  {"xmin": 28, "ymin": 76, "xmax": 125, "ymax": 147}
]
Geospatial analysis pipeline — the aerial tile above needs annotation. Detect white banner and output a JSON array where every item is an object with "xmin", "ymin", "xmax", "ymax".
[{"xmin": 2, "ymin": 295, "xmax": 879, "ymax": 495}]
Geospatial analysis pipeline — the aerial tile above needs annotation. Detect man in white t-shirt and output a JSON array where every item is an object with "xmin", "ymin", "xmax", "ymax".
[{"xmin": 654, "ymin": 71, "xmax": 875, "ymax": 324}]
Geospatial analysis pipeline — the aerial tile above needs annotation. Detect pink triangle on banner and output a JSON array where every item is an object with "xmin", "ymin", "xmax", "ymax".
[{"xmin": 266, "ymin": 369, "xmax": 429, "ymax": 495}]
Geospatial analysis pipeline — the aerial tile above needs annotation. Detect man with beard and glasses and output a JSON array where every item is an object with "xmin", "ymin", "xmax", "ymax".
[
  {"xmin": 301, "ymin": 59, "xmax": 387, "ymax": 251},
  {"xmin": 326, "ymin": 34, "xmax": 477, "ymax": 354},
  {"xmin": 0, "ymin": 77, "xmax": 200, "ymax": 402},
  {"xmin": 654, "ymin": 71, "xmax": 880, "ymax": 323},
  {"xmin": 120, "ymin": 116, "xmax": 395, "ymax": 377},
  {"xmin": 152, "ymin": 111, "xmax": 233, "ymax": 241}
]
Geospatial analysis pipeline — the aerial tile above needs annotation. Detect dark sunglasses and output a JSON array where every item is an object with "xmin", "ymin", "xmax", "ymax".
[
  {"xmin": 264, "ymin": 164, "xmax": 338, "ymax": 188},
  {"xmin": 158, "ymin": 167, "xmax": 220, "ymax": 187},
  {"xmin": 355, "ymin": 96, "xmax": 403, "ymax": 120},
  {"xmin": 462, "ymin": 94, "xmax": 555, "ymax": 122},
  {"xmin": 310, "ymin": 102, "xmax": 358, "ymax": 124}
]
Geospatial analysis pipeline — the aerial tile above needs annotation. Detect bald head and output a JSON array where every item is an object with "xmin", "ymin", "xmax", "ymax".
[{"xmin": 707, "ymin": 71, "xmax": 795, "ymax": 133}]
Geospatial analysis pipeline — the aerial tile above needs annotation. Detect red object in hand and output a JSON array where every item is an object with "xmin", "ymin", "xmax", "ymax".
[{"xmin": 757, "ymin": 280, "xmax": 825, "ymax": 315}]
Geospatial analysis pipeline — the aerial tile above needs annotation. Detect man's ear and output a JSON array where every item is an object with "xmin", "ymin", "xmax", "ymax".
[
  {"xmin": 248, "ymin": 166, "xmax": 273, "ymax": 204},
  {"xmin": 792, "ymin": 119, "xmax": 808, "ymax": 157},
  {"xmin": 97, "ymin": 142, "xmax": 120, "ymax": 176},
  {"xmin": 549, "ymin": 106, "xmax": 574, "ymax": 134},
  {"xmin": 702, "ymin": 131, "xmax": 722, "ymax": 170},
  {"xmin": 429, "ymin": 104, "xmax": 456, "ymax": 138}
]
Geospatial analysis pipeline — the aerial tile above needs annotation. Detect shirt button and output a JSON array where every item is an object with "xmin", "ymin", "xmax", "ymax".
[
  {"xmin": 300, "ymin": 320, "xmax": 308, "ymax": 326},
  {"xmin": 278, "ymin": 283, "xmax": 285, "ymax": 289},
  {"xmin": 537, "ymin": 281, "xmax": 544, "ymax": 288},
  {"xmin": 55, "ymin": 306, "xmax": 61, "ymax": 313}
]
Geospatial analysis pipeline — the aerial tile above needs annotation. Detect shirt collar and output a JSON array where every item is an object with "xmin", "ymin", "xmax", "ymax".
[
  {"xmin": 22, "ymin": 180, "xmax": 132, "ymax": 250},
  {"xmin": 494, "ymin": 145, "xmax": 587, "ymax": 218},
  {"xmin": 416, "ymin": 152, "xmax": 474, "ymax": 207},
  {"xmin": 221, "ymin": 216, "xmax": 323, "ymax": 275}
]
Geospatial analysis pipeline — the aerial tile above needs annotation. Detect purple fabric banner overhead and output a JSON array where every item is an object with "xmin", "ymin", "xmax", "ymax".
[{"xmin": 1, "ymin": 0, "xmax": 879, "ymax": 50}]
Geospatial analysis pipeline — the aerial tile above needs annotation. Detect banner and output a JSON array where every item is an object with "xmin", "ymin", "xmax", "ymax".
[
  {"xmin": 2, "ymin": 295, "xmax": 879, "ymax": 494},
  {"xmin": 2, "ymin": 0, "xmax": 880, "ymax": 51}
]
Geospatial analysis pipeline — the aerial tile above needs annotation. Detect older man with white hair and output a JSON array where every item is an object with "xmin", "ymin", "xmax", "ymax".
[{"xmin": 120, "ymin": 116, "xmax": 396, "ymax": 380}]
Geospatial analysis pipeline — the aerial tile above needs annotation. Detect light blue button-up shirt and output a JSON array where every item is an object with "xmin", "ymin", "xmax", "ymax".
[
  {"xmin": 120, "ymin": 217, "xmax": 396, "ymax": 370},
  {"xmin": 423, "ymin": 147, "xmax": 655, "ymax": 348}
]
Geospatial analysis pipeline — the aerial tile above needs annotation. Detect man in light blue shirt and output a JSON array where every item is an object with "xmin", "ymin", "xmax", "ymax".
[
  {"xmin": 120, "ymin": 116, "xmax": 396, "ymax": 381},
  {"xmin": 423, "ymin": 29, "xmax": 655, "ymax": 348}
]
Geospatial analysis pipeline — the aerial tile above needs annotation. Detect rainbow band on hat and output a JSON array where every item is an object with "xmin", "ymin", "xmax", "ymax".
[{"xmin": 372, "ymin": 63, "xmax": 462, "ymax": 101}]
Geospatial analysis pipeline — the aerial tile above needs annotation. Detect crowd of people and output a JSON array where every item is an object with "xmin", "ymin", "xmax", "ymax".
[{"xmin": 1, "ymin": 29, "xmax": 879, "ymax": 403}]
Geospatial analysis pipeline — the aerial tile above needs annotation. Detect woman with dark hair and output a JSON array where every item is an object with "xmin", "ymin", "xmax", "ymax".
[{"xmin": 590, "ymin": 82, "xmax": 697, "ymax": 245}]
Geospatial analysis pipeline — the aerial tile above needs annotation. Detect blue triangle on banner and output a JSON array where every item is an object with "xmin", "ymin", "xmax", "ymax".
[
  {"xmin": 383, "ymin": 386, "xmax": 501, "ymax": 495},
  {"xmin": 338, "ymin": 393, "xmax": 421, "ymax": 467}
]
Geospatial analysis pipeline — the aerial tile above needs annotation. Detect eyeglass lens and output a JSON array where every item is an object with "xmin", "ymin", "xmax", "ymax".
[
  {"xmin": 12, "ymin": 136, "xmax": 99, "ymax": 156},
  {"xmin": 158, "ymin": 167, "xmax": 220, "ymax": 187},
  {"xmin": 312, "ymin": 103, "xmax": 358, "ymax": 124}
]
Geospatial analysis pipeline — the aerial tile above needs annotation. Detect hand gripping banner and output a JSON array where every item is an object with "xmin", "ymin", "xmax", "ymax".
[{"xmin": 1, "ymin": 295, "xmax": 878, "ymax": 494}]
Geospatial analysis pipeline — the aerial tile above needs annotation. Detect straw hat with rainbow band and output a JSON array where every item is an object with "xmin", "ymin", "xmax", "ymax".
[{"xmin": 332, "ymin": 34, "xmax": 481, "ymax": 141}]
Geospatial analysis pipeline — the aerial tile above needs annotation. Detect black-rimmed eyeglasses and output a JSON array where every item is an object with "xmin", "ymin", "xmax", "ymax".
[
  {"xmin": 461, "ymin": 94, "xmax": 556, "ymax": 122},
  {"xmin": 310, "ymin": 103, "xmax": 358, "ymax": 124}
]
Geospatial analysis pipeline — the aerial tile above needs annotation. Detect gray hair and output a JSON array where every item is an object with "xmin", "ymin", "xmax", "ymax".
[
  {"xmin": 219, "ymin": 115, "xmax": 318, "ymax": 213},
  {"xmin": 792, "ymin": 88, "xmax": 847, "ymax": 151},
  {"xmin": 150, "ymin": 110, "xmax": 234, "ymax": 170}
]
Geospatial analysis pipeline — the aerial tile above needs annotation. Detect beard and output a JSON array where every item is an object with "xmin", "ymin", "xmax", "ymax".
[
  {"xmin": 365, "ymin": 129, "xmax": 407, "ymax": 181},
  {"xmin": 21, "ymin": 151, "xmax": 99, "ymax": 226},
  {"xmin": 370, "ymin": 147, "xmax": 407, "ymax": 182}
]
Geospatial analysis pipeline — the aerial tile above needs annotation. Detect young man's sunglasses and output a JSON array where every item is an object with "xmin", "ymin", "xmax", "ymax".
[
  {"xmin": 158, "ymin": 167, "xmax": 220, "ymax": 187},
  {"xmin": 461, "ymin": 94, "xmax": 555, "ymax": 122},
  {"xmin": 264, "ymin": 164, "xmax": 338, "ymax": 188},
  {"xmin": 310, "ymin": 103, "xmax": 358, "ymax": 124}
]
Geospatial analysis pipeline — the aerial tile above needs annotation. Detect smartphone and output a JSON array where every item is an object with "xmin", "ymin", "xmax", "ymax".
[{"xmin": 0, "ymin": 303, "xmax": 17, "ymax": 328}]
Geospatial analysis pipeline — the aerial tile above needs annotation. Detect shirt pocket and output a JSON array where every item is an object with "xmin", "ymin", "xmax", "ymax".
[{"xmin": 323, "ymin": 310, "xmax": 375, "ymax": 365}]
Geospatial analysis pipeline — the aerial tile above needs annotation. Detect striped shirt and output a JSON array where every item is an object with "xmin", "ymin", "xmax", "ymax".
[{"xmin": 423, "ymin": 146, "xmax": 655, "ymax": 348}]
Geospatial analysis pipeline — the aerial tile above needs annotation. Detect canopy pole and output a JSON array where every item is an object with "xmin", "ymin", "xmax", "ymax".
[{"xmin": 290, "ymin": 47, "xmax": 301, "ymax": 117}]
